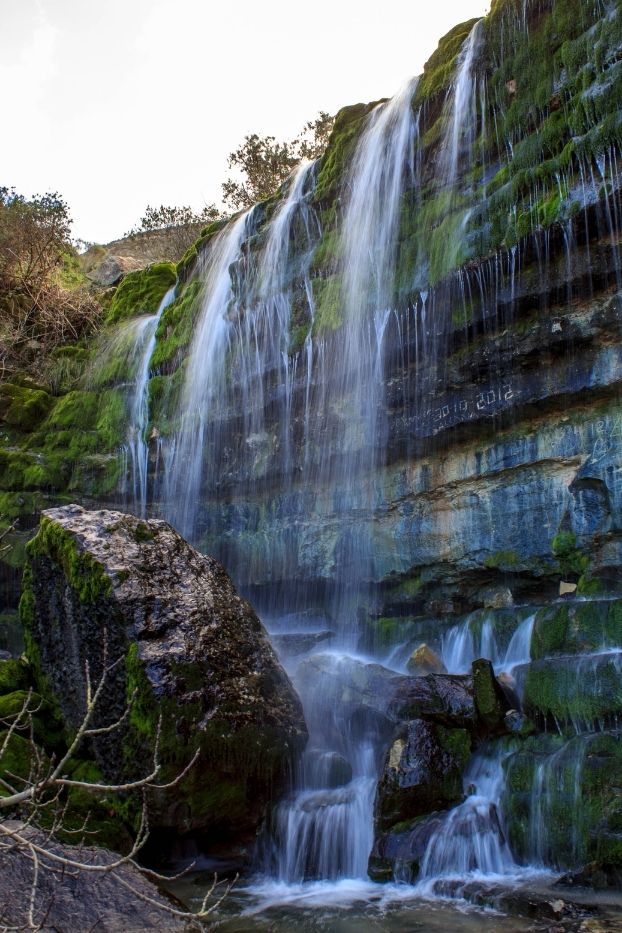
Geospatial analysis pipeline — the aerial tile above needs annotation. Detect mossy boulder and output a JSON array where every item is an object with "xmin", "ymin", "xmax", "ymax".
[
  {"xmin": 0, "ymin": 384, "xmax": 53, "ymax": 432},
  {"xmin": 523, "ymin": 653, "xmax": 622, "ymax": 731},
  {"xmin": 21, "ymin": 505, "xmax": 307, "ymax": 849},
  {"xmin": 105, "ymin": 262, "xmax": 176, "ymax": 325},
  {"xmin": 0, "ymin": 732, "xmax": 36, "ymax": 794},
  {"xmin": 472, "ymin": 658, "xmax": 511, "ymax": 731},
  {"xmin": 531, "ymin": 600, "xmax": 622, "ymax": 659},
  {"xmin": 375, "ymin": 719, "xmax": 470, "ymax": 832},
  {"xmin": 0, "ymin": 658, "xmax": 30, "ymax": 695}
]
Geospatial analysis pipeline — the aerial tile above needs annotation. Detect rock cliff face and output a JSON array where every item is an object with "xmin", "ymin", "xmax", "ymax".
[
  {"xmin": 21, "ymin": 505, "xmax": 307, "ymax": 851},
  {"xmin": 2, "ymin": 0, "xmax": 622, "ymax": 890}
]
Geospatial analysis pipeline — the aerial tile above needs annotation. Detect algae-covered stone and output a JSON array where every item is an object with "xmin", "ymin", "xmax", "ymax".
[
  {"xmin": 21, "ymin": 505, "xmax": 308, "ymax": 847},
  {"xmin": 503, "ymin": 732, "xmax": 622, "ymax": 871},
  {"xmin": 472, "ymin": 658, "xmax": 511, "ymax": 731},
  {"xmin": 0, "ymin": 659, "xmax": 30, "ymax": 696},
  {"xmin": 524, "ymin": 653, "xmax": 622, "ymax": 730},
  {"xmin": 531, "ymin": 600, "xmax": 622, "ymax": 659},
  {"xmin": 374, "ymin": 719, "xmax": 470, "ymax": 831},
  {"xmin": 105, "ymin": 262, "xmax": 176, "ymax": 324},
  {"xmin": 0, "ymin": 384, "xmax": 52, "ymax": 431}
]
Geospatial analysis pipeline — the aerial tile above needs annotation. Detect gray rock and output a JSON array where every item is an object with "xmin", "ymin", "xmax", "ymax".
[
  {"xmin": 389, "ymin": 672, "xmax": 477, "ymax": 729},
  {"xmin": 0, "ymin": 821, "xmax": 186, "ymax": 932},
  {"xmin": 88, "ymin": 254, "xmax": 146, "ymax": 286},
  {"xmin": 271, "ymin": 630, "xmax": 334, "ymax": 658},
  {"xmin": 23, "ymin": 505, "xmax": 308, "ymax": 845}
]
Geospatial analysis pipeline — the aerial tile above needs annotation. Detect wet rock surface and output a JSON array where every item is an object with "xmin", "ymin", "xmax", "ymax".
[
  {"xmin": 374, "ymin": 719, "xmax": 470, "ymax": 830},
  {"xmin": 23, "ymin": 505, "xmax": 308, "ymax": 847}
]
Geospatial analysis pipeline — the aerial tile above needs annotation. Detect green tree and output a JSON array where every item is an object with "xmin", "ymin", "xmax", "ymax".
[
  {"xmin": 125, "ymin": 203, "xmax": 224, "ymax": 260},
  {"xmin": 222, "ymin": 111, "xmax": 334, "ymax": 211}
]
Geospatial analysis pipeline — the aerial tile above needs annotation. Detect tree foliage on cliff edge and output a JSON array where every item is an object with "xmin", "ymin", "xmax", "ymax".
[
  {"xmin": 222, "ymin": 111, "xmax": 334, "ymax": 210},
  {"xmin": 0, "ymin": 187, "xmax": 101, "ymax": 380},
  {"xmin": 124, "ymin": 203, "xmax": 225, "ymax": 260}
]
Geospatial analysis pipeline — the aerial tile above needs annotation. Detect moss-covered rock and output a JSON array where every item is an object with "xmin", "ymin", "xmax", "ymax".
[
  {"xmin": 375, "ymin": 719, "xmax": 470, "ymax": 831},
  {"xmin": 524, "ymin": 653, "xmax": 622, "ymax": 730},
  {"xmin": 504, "ymin": 731, "xmax": 622, "ymax": 870},
  {"xmin": 105, "ymin": 262, "xmax": 176, "ymax": 325},
  {"xmin": 0, "ymin": 659, "xmax": 30, "ymax": 696},
  {"xmin": 531, "ymin": 600, "xmax": 622, "ymax": 659},
  {"xmin": 0, "ymin": 384, "xmax": 53, "ymax": 432},
  {"xmin": 472, "ymin": 658, "xmax": 511, "ymax": 730},
  {"xmin": 22, "ymin": 505, "xmax": 308, "ymax": 850}
]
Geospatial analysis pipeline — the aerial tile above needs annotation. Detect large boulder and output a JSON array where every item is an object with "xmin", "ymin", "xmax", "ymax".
[
  {"xmin": 20, "ymin": 505, "xmax": 307, "ymax": 849},
  {"xmin": 389, "ymin": 672, "xmax": 477, "ymax": 729},
  {"xmin": 0, "ymin": 821, "xmax": 187, "ymax": 932}
]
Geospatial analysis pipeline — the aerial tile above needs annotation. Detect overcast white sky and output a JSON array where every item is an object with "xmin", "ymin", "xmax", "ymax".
[{"xmin": 3, "ymin": 0, "xmax": 489, "ymax": 244}]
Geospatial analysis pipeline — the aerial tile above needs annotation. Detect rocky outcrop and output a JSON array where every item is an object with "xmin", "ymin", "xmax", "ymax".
[
  {"xmin": 0, "ymin": 822, "xmax": 187, "ymax": 932},
  {"xmin": 21, "ymin": 505, "xmax": 307, "ymax": 851}
]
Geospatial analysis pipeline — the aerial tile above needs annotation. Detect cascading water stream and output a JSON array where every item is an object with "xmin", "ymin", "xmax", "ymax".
[
  {"xmin": 415, "ymin": 747, "xmax": 519, "ymax": 890},
  {"xmin": 123, "ymin": 285, "xmax": 176, "ymax": 517},
  {"xmin": 161, "ymin": 209, "xmax": 256, "ymax": 539},
  {"xmin": 266, "ymin": 79, "xmax": 420, "ymax": 882}
]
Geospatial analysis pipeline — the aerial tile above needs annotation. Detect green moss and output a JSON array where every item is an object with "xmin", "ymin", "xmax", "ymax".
[
  {"xmin": 531, "ymin": 601, "xmax": 622, "ymax": 658},
  {"xmin": 44, "ymin": 391, "xmax": 99, "ymax": 433},
  {"xmin": 26, "ymin": 515, "xmax": 112, "ymax": 605},
  {"xmin": 311, "ymin": 276, "xmax": 343, "ymax": 333},
  {"xmin": 524, "ymin": 655, "xmax": 622, "ymax": 729},
  {"xmin": 314, "ymin": 103, "xmax": 374, "ymax": 203},
  {"xmin": 0, "ymin": 384, "xmax": 53, "ymax": 432},
  {"xmin": 436, "ymin": 726, "xmax": 471, "ymax": 769},
  {"xmin": 95, "ymin": 389, "xmax": 127, "ymax": 448},
  {"xmin": 151, "ymin": 278, "xmax": 202, "ymax": 371},
  {"xmin": 0, "ymin": 659, "xmax": 30, "ymax": 696},
  {"xmin": 133, "ymin": 521, "xmax": 156, "ymax": 543},
  {"xmin": 415, "ymin": 19, "xmax": 479, "ymax": 105},
  {"xmin": 105, "ymin": 262, "xmax": 176, "ymax": 325},
  {"xmin": 0, "ymin": 731, "xmax": 35, "ymax": 795},
  {"xmin": 484, "ymin": 549, "xmax": 521, "ymax": 570}
]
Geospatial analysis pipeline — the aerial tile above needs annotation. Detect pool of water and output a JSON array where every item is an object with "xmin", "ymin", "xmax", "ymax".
[{"xmin": 168, "ymin": 875, "xmax": 622, "ymax": 932}]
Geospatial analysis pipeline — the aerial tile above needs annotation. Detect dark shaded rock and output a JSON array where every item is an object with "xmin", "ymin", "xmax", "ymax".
[
  {"xmin": 472, "ymin": 658, "xmax": 511, "ymax": 731},
  {"xmin": 555, "ymin": 861, "xmax": 622, "ymax": 890},
  {"xmin": 388, "ymin": 672, "xmax": 476, "ymax": 729},
  {"xmin": 0, "ymin": 821, "xmax": 186, "ymax": 931},
  {"xmin": 271, "ymin": 630, "xmax": 334, "ymax": 658},
  {"xmin": 374, "ymin": 719, "xmax": 470, "ymax": 831},
  {"xmin": 21, "ymin": 505, "xmax": 307, "ymax": 848},
  {"xmin": 503, "ymin": 709, "xmax": 534, "ymax": 735},
  {"xmin": 368, "ymin": 810, "xmax": 447, "ymax": 882},
  {"xmin": 313, "ymin": 750, "xmax": 352, "ymax": 788},
  {"xmin": 295, "ymin": 653, "xmax": 399, "ymax": 745}
]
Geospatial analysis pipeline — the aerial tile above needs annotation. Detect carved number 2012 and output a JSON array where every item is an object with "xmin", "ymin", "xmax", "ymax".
[{"xmin": 475, "ymin": 384, "xmax": 513, "ymax": 410}]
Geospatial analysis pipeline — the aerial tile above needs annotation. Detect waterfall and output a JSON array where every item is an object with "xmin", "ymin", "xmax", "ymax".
[
  {"xmin": 416, "ymin": 747, "xmax": 518, "ymax": 887},
  {"xmin": 440, "ymin": 19, "xmax": 484, "ymax": 192},
  {"xmin": 266, "ymin": 79, "xmax": 419, "ymax": 882},
  {"xmin": 123, "ymin": 285, "xmax": 176, "ymax": 517},
  {"xmin": 161, "ymin": 209, "xmax": 256, "ymax": 539},
  {"xmin": 442, "ymin": 613, "xmax": 534, "ymax": 676}
]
